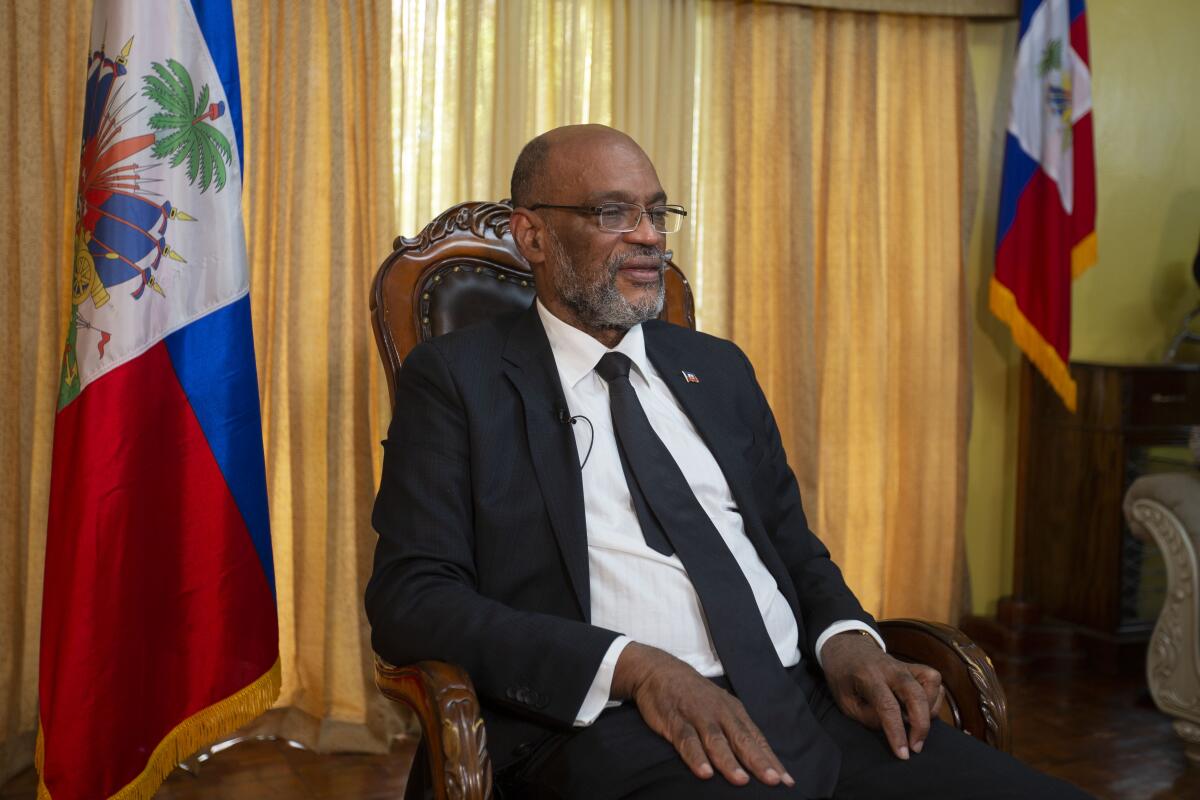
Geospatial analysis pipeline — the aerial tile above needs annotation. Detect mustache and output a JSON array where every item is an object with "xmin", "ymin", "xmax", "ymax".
[{"xmin": 607, "ymin": 247, "xmax": 672, "ymax": 272}]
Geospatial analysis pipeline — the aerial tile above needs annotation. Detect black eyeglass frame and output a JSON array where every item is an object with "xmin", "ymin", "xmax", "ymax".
[{"xmin": 527, "ymin": 201, "xmax": 688, "ymax": 234}]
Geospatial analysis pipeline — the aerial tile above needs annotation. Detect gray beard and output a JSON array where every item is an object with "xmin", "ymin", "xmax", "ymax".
[{"xmin": 548, "ymin": 229, "xmax": 665, "ymax": 331}]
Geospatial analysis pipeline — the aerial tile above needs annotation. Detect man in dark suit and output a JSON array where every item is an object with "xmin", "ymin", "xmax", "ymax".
[{"xmin": 366, "ymin": 125, "xmax": 1089, "ymax": 799}]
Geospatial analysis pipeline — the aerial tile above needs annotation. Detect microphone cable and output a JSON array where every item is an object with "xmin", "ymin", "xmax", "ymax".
[{"xmin": 557, "ymin": 404, "xmax": 595, "ymax": 469}]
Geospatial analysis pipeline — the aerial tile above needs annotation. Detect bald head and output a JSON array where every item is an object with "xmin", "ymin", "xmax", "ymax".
[
  {"xmin": 507, "ymin": 125, "xmax": 670, "ymax": 346},
  {"xmin": 510, "ymin": 125, "xmax": 652, "ymax": 209}
]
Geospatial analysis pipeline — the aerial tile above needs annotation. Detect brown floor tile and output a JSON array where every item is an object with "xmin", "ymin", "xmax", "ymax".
[{"xmin": 1005, "ymin": 666, "xmax": 1200, "ymax": 800}]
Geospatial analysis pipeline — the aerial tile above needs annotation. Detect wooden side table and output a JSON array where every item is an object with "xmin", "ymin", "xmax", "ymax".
[{"xmin": 964, "ymin": 359, "xmax": 1200, "ymax": 671}]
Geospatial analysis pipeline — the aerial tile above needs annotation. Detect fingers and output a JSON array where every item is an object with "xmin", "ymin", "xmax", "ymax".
[
  {"xmin": 674, "ymin": 722, "xmax": 716, "ymax": 780},
  {"xmin": 911, "ymin": 664, "xmax": 943, "ymax": 710},
  {"xmin": 721, "ymin": 713, "xmax": 794, "ymax": 788},
  {"xmin": 699, "ymin": 722, "xmax": 750, "ymax": 785},
  {"xmin": 931, "ymin": 684, "xmax": 946, "ymax": 717},
  {"xmin": 623, "ymin": 647, "xmax": 805, "ymax": 788},
  {"xmin": 912, "ymin": 664, "xmax": 944, "ymax": 723},
  {"xmin": 864, "ymin": 681, "xmax": 911, "ymax": 760},
  {"xmin": 853, "ymin": 664, "xmax": 941, "ymax": 759},
  {"xmin": 893, "ymin": 671, "xmax": 931, "ymax": 755},
  {"xmin": 663, "ymin": 695, "xmax": 793, "ymax": 787}
]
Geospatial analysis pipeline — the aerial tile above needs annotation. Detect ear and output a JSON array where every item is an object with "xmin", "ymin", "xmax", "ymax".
[{"xmin": 510, "ymin": 208, "xmax": 546, "ymax": 267}]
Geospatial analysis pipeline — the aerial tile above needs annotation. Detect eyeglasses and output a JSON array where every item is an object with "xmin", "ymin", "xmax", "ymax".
[{"xmin": 528, "ymin": 201, "xmax": 688, "ymax": 234}]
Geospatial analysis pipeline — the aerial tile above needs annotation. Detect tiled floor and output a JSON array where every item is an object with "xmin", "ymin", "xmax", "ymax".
[{"xmin": 4, "ymin": 662, "xmax": 1198, "ymax": 799}]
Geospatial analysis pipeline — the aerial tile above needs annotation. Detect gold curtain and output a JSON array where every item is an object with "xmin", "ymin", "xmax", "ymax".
[
  {"xmin": 230, "ymin": 0, "xmax": 403, "ymax": 752},
  {"xmin": 808, "ymin": 10, "xmax": 970, "ymax": 619},
  {"xmin": 694, "ymin": 2, "xmax": 970, "ymax": 621},
  {"xmin": 762, "ymin": 0, "xmax": 1017, "ymax": 17},
  {"xmin": 0, "ymin": 0, "xmax": 89, "ymax": 786},
  {"xmin": 692, "ymin": 0, "xmax": 815, "ymax": 462},
  {"xmin": 391, "ymin": 0, "xmax": 697, "ymax": 272}
]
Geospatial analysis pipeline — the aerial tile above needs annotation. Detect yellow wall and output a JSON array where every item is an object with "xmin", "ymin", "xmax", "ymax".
[{"xmin": 963, "ymin": 0, "xmax": 1200, "ymax": 615}]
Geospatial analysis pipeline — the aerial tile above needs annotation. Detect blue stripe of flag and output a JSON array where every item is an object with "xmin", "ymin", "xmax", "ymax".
[
  {"xmin": 1017, "ymin": 0, "xmax": 1042, "ymax": 38},
  {"xmin": 188, "ymin": 0, "xmax": 244, "ymax": 169},
  {"xmin": 165, "ymin": 296, "xmax": 275, "ymax": 596},
  {"xmin": 1069, "ymin": 0, "xmax": 1086, "ymax": 23},
  {"xmin": 996, "ymin": 132, "xmax": 1041, "ymax": 247}
]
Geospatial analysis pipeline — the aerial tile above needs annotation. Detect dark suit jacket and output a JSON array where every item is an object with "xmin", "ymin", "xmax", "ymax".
[{"xmin": 365, "ymin": 303, "xmax": 874, "ymax": 769}]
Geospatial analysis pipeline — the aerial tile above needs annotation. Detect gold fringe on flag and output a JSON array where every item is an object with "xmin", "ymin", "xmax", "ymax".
[
  {"xmin": 36, "ymin": 658, "xmax": 281, "ymax": 800},
  {"xmin": 988, "ymin": 278, "xmax": 1078, "ymax": 412},
  {"xmin": 1070, "ymin": 231, "xmax": 1098, "ymax": 280}
]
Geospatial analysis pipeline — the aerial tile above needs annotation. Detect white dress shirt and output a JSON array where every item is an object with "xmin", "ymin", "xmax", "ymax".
[{"xmin": 534, "ymin": 302, "xmax": 882, "ymax": 725}]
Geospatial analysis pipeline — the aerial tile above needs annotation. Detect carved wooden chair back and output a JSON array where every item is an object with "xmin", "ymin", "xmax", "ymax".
[{"xmin": 370, "ymin": 200, "xmax": 696, "ymax": 404}]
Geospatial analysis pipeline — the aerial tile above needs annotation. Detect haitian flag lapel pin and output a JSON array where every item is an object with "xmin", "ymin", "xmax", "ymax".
[{"xmin": 681, "ymin": 370, "xmax": 700, "ymax": 384}]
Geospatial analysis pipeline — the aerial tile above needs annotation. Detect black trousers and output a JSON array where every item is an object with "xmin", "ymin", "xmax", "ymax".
[{"xmin": 507, "ymin": 667, "xmax": 1092, "ymax": 800}]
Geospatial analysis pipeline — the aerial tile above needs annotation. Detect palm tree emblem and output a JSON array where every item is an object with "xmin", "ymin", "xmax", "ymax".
[{"xmin": 142, "ymin": 60, "xmax": 233, "ymax": 192}]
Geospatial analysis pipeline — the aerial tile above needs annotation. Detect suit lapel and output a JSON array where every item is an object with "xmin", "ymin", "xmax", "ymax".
[
  {"xmin": 644, "ymin": 328, "xmax": 802, "ymax": 614},
  {"xmin": 502, "ymin": 305, "xmax": 591, "ymax": 620}
]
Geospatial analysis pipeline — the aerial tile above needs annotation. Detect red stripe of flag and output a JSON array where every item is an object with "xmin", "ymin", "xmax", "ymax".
[
  {"xmin": 995, "ymin": 168, "xmax": 1074, "ymax": 362},
  {"xmin": 39, "ymin": 344, "xmax": 278, "ymax": 798}
]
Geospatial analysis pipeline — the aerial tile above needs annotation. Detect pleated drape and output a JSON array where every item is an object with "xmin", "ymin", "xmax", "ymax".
[
  {"xmin": 807, "ymin": 10, "xmax": 970, "ymax": 619},
  {"xmin": 231, "ymin": 0, "xmax": 404, "ymax": 752},
  {"xmin": 0, "ymin": 0, "xmax": 89, "ymax": 786},
  {"xmin": 691, "ymin": 0, "xmax": 816, "ymax": 489},
  {"xmin": 391, "ymin": 0, "xmax": 697, "ymax": 266},
  {"xmin": 693, "ymin": 3, "xmax": 971, "ymax": 621}
]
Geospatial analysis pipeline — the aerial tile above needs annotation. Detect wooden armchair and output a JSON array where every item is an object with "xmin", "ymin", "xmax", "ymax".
[{"xmin": 369, "ymin": 201, "xmax": 1010, "ymax": 799}]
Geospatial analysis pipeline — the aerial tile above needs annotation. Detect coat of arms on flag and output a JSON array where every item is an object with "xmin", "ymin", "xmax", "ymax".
[
  {"xmin": 39, "ymin": 2, "xmax": 279, "ymax": 798},
  {"xmin": 991, "ymin": 0, "xmax": 1097, "ymax": 411}
]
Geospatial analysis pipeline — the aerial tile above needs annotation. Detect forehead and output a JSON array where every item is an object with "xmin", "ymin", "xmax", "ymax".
[{"xmin": 546, "ymin": 138, "xmax": 666, "ymax": 204}]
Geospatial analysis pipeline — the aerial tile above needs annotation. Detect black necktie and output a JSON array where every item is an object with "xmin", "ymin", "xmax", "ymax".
[{"xmin": 595, "ymin": 351, "xmax": 840, "ymax": 795}]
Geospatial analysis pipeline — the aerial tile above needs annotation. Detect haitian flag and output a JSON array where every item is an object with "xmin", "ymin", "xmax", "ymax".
[
  {"xmin": 38, "ymin": 1, "xmax": 278, "ymax": 798},
  {"xmin": 991, "ymin": 0, "xmax": 1096, "ymax": 411}
]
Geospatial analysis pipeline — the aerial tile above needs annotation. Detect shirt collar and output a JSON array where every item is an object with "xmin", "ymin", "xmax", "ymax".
[{"xmin": 536, "ymin": 299, "xmax": 651, "ymax": 389}]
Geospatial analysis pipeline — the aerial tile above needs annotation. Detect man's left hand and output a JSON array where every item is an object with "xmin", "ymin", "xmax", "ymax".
[{"xmin": 819, "ymin": 631, "xmax": 943, "ymax": 761}]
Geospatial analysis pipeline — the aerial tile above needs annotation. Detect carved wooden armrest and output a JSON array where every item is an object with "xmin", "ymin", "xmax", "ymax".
[
  {"xmin": 375, "ymin": 657, "xmax": 493, "ymax": 800},
  {"xmin": 879, "ymin": 618, "xmax": 1010, "ymax": 752}
]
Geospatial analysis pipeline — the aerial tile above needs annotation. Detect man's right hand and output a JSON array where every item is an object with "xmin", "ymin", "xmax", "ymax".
[{"xmin": 611, "ymin": 642, "xmax": 796, "ymax": 788}]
